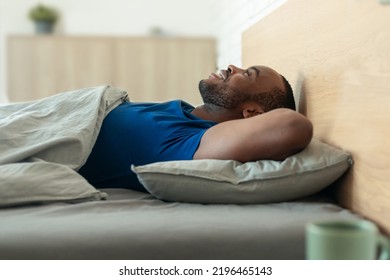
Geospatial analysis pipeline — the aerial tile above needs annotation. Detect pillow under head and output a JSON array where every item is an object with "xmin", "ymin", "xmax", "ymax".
[{"xmin": 131, "ymin": 139, "xmax": 353, "ymax": 204}]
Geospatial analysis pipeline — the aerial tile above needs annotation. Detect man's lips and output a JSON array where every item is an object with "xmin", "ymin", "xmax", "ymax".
[
  {"xmin": 208, "ymin": 69, "xmax": 229, "ymax": 80},
  {"xmin": 209, "ymin": 73, "xmax": 221, "ymax": 80},
  {"xmin": 220, "ymin": 69, "xmax": 229, "ymax": 80}
]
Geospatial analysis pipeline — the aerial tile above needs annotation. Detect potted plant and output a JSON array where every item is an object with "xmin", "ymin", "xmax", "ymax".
[{"xmin": 28, "ymin": 4, "xmax": 59, "ymax": 34}]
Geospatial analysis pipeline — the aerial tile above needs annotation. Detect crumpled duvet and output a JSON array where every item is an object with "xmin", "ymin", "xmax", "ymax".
[{"xmin": 0, "ymin": 85, "xmax": 128, "ymax": 207}]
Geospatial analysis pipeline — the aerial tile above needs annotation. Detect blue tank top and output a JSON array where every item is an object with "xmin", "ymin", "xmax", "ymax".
[{"xmin": 78, "ymin": 100, "xmax": 216, "ymax": 192}]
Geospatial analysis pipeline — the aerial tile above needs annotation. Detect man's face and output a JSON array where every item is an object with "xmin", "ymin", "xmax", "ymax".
[{"xmin": 198, "ymin": 65, "xmax": 285, "ymax": 109}]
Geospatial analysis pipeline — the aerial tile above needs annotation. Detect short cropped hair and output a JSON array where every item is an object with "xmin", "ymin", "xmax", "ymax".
[
  {"xmin": 281, "ymin": 75, "xmax": 296, "ymax": 110},
  {"xmin": 251, "ymin": 75, "xmax": 296, "ymax": 112}
]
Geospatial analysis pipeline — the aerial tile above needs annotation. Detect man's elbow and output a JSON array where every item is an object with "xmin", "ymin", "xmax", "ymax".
[{"xmin": 286, "ymin": 111, "xmax": 313, "ymax": 155}]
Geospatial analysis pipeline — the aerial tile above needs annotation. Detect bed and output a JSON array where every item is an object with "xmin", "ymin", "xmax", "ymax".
[{"xmin": 0, "ymin": 0, "xmax": 389, "ymax": 260}]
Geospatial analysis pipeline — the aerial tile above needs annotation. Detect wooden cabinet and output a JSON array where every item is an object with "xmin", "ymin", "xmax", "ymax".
[{"xmin": 7, "ymin": 36, "xmax": 216, "ymax": 104}]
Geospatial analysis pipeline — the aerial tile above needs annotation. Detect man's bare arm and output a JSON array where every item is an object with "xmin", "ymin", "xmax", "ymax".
[{"xmin": 193, "ymin": 108, "xmax": 313, "ymax": 162}]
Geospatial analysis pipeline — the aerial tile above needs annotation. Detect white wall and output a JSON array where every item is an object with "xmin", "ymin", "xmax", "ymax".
[
  {"xmin": 0, "ymin": 0, "xmax": 287, "ymax": 104},
  {"xmin": 209, "ymin": 0, "xmax": 287, "ymax": 69}
]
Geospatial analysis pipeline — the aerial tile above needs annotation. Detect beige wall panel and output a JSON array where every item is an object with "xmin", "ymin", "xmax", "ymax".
[
  {"xmin": 8, "ymin": 36, "xmax": 114, "ymax": 101},
  {"xmin": 8, "ymin": 36, "xmax": 215, "ymax": 105}
]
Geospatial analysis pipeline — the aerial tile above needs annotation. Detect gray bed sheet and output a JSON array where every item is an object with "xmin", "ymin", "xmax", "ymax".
[{"xmin": 0, "ymin": 188, "xmax": 359, "ymax": 260}]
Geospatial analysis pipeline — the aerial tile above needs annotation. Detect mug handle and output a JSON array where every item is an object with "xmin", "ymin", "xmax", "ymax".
[{"xmin": 378, "ymin": 235, "xmax": 390, "ymax": 260}]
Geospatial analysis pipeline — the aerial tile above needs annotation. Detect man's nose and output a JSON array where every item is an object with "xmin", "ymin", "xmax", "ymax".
[{"xmin": 228, "ymin": 65, "xmax": 244, "ymax": 74}]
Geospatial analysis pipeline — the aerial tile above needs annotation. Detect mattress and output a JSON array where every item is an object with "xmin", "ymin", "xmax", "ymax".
[{"xmin": 0, "ymin": 188, "xmax": 359, "ymax": 260}]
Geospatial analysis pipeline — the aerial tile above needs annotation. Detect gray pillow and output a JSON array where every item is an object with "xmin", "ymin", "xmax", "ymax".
[{"xmin": 131, "ymin": 139, "xmax": 353, "ymax": 204}]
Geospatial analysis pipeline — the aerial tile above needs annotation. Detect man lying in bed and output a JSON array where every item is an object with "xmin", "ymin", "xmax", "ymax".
[{"xmin": 79, "ymin": 65, "xmax": 313, "ymax": 192}]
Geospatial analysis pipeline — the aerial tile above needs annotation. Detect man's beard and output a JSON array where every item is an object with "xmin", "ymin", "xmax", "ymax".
[{"xmin": 198, "ymin": 80, "xmax": 249, "ymax": 109}]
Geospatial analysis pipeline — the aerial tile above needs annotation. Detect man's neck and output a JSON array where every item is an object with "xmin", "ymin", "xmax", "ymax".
[{"xmin": 191, "ymin": 104, "xmax": 242, "ymax": 123}]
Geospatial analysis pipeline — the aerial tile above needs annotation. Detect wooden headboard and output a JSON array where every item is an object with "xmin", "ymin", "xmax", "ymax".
[{"xmin": 243, "ymin": 0, "xmax": 390, "ymax": 235}]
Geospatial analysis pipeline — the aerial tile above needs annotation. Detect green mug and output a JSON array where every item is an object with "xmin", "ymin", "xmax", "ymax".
[{"xmin": 306, "ymin": 220, "xmax": 390, "ymax": 260}]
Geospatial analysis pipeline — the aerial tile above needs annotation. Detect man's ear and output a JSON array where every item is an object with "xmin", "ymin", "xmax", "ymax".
[{"xmin": 242, "ymin": 103, "xmax": 264, "ymax": 118}]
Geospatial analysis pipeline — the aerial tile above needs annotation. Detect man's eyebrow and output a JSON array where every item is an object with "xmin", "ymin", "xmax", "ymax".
[{"xmin": 249, "ymin": 67, "xmax": 260, "ymax": 78}]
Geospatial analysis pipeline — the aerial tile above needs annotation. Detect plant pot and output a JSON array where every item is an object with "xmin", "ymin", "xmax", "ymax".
[{"xmin": 34, "ymin": 20, "xmax": 54, "ymax": 34}]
